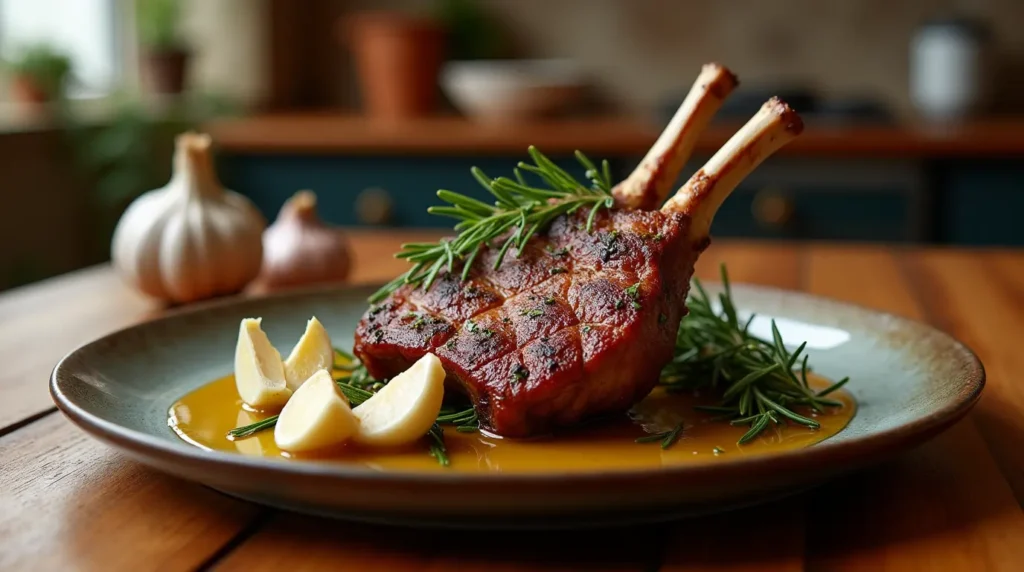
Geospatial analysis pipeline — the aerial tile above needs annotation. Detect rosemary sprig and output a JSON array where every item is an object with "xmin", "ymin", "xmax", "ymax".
[
  {"xmin": 635, "ymin": 423, "xmax": 683, "ymax": 449},
  {"xmin": 369, "ymin": 147, "xmax": 615, "ymax": 303},
  {"xmin": 662, "ymin": 265, "xmax": 849, "ymax": 445},
  {"xmin": 427, "ymin": 423, "xmax": 449, "ymax": 466}
]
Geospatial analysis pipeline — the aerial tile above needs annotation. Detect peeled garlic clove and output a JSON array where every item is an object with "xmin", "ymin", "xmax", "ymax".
[
  {"xmin": 283, "ymin": 316, "xmax": 334, "ymax": 391},
  {"xmin": 275, "ymin": 369, "xmax": 359, "ymax": 453},
  {"xmin": 353, "ymin": 353, "xmax": 446, "ymax": 447},
  {"xmin": 235, "ymin": 318, "xmax": 292, "ymax": 410}
]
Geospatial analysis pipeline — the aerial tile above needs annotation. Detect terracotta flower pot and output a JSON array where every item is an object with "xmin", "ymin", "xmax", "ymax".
[
  {"xmin": 141, "ymin": 48, "xmax": 190, "ymax": 95},
  {"xmin": 342, "ymin": 12, "xmax": 445, "ymax": 120},
  {"xmin": 11, "ymin": 75, "xmax": 50, "ymax": 105}
]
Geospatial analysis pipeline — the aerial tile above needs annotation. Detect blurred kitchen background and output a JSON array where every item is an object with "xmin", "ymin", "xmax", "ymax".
[{"xmin": 1, "ymin": 0, "xmax": 1023, "ymax": 292}]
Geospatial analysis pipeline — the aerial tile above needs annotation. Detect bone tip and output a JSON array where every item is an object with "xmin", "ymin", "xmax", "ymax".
[
  {"xmin": 765, "ymin": 96, "xmax": 805, "ymax": 136},
  {"xmin": 702, "ymin": 62, "xmax": 739, "ymax": 93}
]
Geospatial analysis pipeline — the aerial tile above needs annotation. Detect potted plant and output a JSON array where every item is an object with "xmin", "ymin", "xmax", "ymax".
[
  {"xmin": 136, "ymin": 0, "xmax": 190, "ymax": 94},
  {"xmin": 342, "ymin": 11, "xmax": 445, "ymax": 120},
  {"xmin": 3, "ymin": 44, "xmax": 73, "ymax": 106}
]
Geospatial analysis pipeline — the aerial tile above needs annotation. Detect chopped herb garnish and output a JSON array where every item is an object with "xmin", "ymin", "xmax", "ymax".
[
  {"xmin": 543, "ymin": 297, "xmax": 556, "ymax": 305},
  {"xmin": 466, "ymin": 320, "xmax": 478, "ymax": 332},
  {"xmin": 615, "ymin": 299, "xmax": 625, "ymax": 310},
  {"xmin": 549, "ymin": 267, "xmax": 567, "ymax": 275},
  {"xmin": 521, "ymin": 308, "xmax": 544, "ymax": 318},
  {"xmin": 713, "ymin": 446, "xmax": 725, "ymax": 455},
  {"xmin": 547, "ymin": 246, "xmax": 569, "ymax": 257},
  {"xmin": 582, "ymin": 325, "xmax": 592, "ymax": 333},
  {"xmin": 625, "ymin": 282, "xmax": 642, "ymax": 310},
  {"xmin": 511, "ymin": 364, "xmax": 529, "ymax": 382}
]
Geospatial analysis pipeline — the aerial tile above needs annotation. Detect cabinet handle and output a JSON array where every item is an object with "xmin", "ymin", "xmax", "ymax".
[
  {"xmin": 752, "ymin": 189, "xmax": 794, "ymax": 230},
  {"xmin": 356, "ymin": 187, "xmax": 394, "ymax": 225}
]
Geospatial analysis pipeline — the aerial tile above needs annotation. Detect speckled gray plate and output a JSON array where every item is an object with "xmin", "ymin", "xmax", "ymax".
[{"xmin": 50, "ymin": 283, "xmax": 983, "ymax": 529}]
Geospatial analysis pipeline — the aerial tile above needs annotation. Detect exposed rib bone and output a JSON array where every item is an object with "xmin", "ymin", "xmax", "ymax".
[
  {"xmin": 612, "ymin": 63, "xmax": 738, "ymax": 211},
  {"xmin": 662, "ymin": 97, "xmax": 804, "ymax": 243}
]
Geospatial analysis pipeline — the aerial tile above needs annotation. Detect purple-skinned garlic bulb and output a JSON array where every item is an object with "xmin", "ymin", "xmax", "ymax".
[{"xmin": 259, "ymin": 190, "xmax": 352, "ymax": 290}]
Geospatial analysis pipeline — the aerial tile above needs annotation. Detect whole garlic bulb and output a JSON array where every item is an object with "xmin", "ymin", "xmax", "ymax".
[
  {"xmin": 111, "ymin": 132, "xmax": 266, "ymax": 303},
  {"xmin": 259, "ymin": 190, "xmax": 352, "ymax": 290}
]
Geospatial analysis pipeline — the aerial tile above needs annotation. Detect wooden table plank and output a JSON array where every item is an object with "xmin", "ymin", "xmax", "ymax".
[
  {"xmin": 215, "ymin": 513, "xmax": 663, "ymax": 572},
  {"xmin": 907, "ymin": 251, "xmax": 1024, "ymax": 505},
  {"xmin": 0, "ymin": 413, "xmax": 259, "ymax": 571},
  {"xmin": 0, "ymin": 266, "xmax": 159, "ymax": 432},
  {"xmin": 803, "ymin": 246, "xmax": 1024, "ymax": 571}
]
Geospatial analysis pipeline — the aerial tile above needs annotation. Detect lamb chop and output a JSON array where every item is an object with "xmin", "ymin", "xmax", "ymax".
[{"xmin": 354, "ymin": 64, "xmax": 804, "ymax": 437}]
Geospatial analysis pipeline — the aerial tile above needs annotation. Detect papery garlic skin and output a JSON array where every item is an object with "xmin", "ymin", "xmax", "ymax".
[
  {"xmin": 111, "ymin": 132, "xmax": 265, "ymax": 303},
  {"xmin": 260, "ymin": 190, "xmax": 351, "ymax": 290}
]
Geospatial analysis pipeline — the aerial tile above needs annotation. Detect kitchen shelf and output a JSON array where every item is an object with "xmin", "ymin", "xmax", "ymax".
[{"xmin": 206, "ymin": 113, "xmax": 1024, "ymax": 158}]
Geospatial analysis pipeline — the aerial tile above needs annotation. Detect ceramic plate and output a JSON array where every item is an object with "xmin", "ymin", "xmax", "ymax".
[{"xmin": 50, "ymin": 283, "xmax": 983, "ymax": 529}]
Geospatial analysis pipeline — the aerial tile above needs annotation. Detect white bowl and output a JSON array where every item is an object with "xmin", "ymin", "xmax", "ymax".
[{"xmin": 441, "ymin": 59, "xmax": 586, "ymax": 122}]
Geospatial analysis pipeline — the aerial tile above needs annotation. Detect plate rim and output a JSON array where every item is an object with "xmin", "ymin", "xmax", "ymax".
[{"xmin": 50, "ymin": 281, "xmax": 985, "ymax": 486}]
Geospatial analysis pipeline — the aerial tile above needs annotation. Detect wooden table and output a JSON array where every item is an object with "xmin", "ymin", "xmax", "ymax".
[{"xmin": 2, "ymin": 231, "xmax": 1023, "ymax": 571}]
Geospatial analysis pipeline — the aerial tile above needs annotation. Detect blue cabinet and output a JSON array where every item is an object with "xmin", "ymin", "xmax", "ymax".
[
  {"xmin": 666, "ymin": 157, "xmax": 926, "ymax": 242},
  {"xmin": 218, "ymin": 154, "xmax": 593, "ymax": 228},
  {"xmin": 938, "ymin": 160, "xmax": 1024, "ymax": 246}
]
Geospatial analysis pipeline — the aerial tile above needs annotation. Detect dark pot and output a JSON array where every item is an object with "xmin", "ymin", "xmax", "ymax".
[{"xmin": 141, "ymin": 49, "xmax": 191, "ymax": 95}]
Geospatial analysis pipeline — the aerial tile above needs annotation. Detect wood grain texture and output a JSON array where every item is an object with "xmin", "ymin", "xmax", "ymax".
[
  {"xmin": 906, "ymin": 250, "xmax": 1024, "ymax": 506},
  {"xmin": 0, "ymin": 267, "xmax": 159, "ymax": 431},
  {"xmin": 205, "ymin": 114, "xmax": 1024, "ymax": 158},
  {"xmin": 0, "ymin": 413, "xmax": 258, "ymax": 571},
  {"xmin": 215, "ymin": 513, "xmax": 662, "ymax": 572},
  {"xmin": 804, "ymin": 246, "xmax": 1024, "ymax": 572},
  {"xmin": 3, "ymin": 233, "xmax": 1024, "ymax": 571}
]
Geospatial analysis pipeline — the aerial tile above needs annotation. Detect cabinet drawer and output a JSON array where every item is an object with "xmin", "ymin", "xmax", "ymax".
[
  {"xmin": 939, "ymin": 161, "xmax": 1024, "ymax": 246},
  {"xmin": 713, "ymin": 187, "xmax": 913, "ymax": 241},
  {"xmin": 218, "ymin": 155, "xmax": 591, "ymax": 228},
  {"xmin": 652, "ymin": 157, "xmax": 925, "ymax": 242}
]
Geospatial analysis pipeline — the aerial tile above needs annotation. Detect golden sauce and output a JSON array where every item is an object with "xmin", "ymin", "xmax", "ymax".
[{"xmin": 169, "ymin": 374, "xmax": 855, "ymax": 473}]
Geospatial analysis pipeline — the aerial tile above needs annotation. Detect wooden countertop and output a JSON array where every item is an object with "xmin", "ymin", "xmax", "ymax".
[
  {"xmin": 206, "ymin": 114, "xmax": 1024, "ymax": 158},
  {"xmin": 4, "ymin": 232, "xmax": 1024, "ymax": 570}
]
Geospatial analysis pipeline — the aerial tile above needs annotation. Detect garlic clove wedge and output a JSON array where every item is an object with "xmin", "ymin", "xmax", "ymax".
[
  {"xmin": 275, "ymin": 369, "xmax": 359, "ymax": 452},
  {"xmin": 353, "ymin": 353, "xmax": 446, "ymax": 447},
  {"xmin": 235, "ymin": 318, "xmax": 292, "ymax": 410},
  {"xmin": 283, "ymin": 316, "xmax": 334, "ymax": 391}
]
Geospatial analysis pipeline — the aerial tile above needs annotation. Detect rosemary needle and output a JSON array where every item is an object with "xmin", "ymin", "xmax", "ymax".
[{"xmin": 635, "ymin": 423, "xmax": 683, "ymax": 449}]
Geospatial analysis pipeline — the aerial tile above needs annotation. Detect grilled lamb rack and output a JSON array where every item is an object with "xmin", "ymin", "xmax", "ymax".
[{"xmin": 354, "ymin": 64, "xmax": 804, "ymax": 437}]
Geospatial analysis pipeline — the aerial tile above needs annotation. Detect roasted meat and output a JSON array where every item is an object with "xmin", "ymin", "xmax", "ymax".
[{"xmin": 354, "ymin": 64, "xmax": 804, "ymax": 437}]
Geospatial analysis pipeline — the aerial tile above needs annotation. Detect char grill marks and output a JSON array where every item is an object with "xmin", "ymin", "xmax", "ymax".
[{"xmin": 355, "ymin": 208, "xmax": 695, "ymax": 436}]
